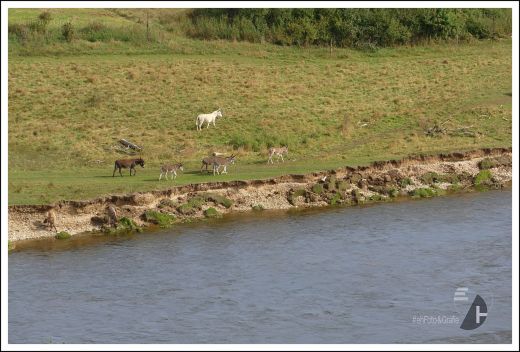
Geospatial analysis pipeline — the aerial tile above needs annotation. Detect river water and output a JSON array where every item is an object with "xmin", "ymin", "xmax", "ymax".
[{"xmin": 8, "ymin": 190, "xmax": 512, "ymax": 344}]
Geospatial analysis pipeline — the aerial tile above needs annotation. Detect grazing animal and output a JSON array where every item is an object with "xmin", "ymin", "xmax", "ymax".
[
  {"xmin": 43, "ymin": 209, "xmax": 57, "ymax": 232},
  {"xmin": 212, "ymin": 155, "xmax": 236, "ymax": 175},
  {"xmin": 159, "ymin": 163, "xmax": 184, "ymax": 180},
  {"xmin": 267, "ymin": 146, "xmax": 289, "ymax": 164},
  {"xmin": 196, "ymin": 109, "xmax": 223, "ymax": 131},
  {"xmin": 107, "ymin": 205, "xmax": 118, "ymax": 228},
  {"xmin": 113, "ymin": 158, "xmax": 145, "ymax": 177},
  {"xmin": 201, "ymin": 156, "xmax": 217, "ymax": 173}
]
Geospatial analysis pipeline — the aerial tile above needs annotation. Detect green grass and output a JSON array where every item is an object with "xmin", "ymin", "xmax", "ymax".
[
  {"xmin": 411, "ymin": 187, "xmax": 445, "ymax": 198},
  {"xmin": 54, "ymin": 231, "xmax": 72, "ymax": 240},
  {"xmin": 143, "ymin": 210, "xmax": 176, "ymax": 227},
  {"xmin": 7, "ymin": 9, "xmax": 512, "ymax": 205},
  {"xmin": 177, "ymin": 196, "xmax": 205, "ymax": 215},
  {"xmin": 203, "ymin": 207, "xmax": 221, "ymax": 218},
  {"xmin": 329, "ymin": 192, "xmax": 342, "ymax": 205},
  {"xmin": 474, "ymin": 170, "xmax": 494, "ymax": 191},
  {"xmin": 104, "ymin": 217, "xmax": 142, "ymax": 235}
]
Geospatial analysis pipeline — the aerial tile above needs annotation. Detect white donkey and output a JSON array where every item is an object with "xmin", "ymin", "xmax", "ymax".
[{"xmin": 196, "ymin": 108, "xmax": 223, "ymax": 131}]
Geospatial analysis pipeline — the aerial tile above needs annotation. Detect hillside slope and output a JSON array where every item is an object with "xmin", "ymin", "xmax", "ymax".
[{"xmin": 7, "ymin": 9, "xmax": 512, "ymax": 205}]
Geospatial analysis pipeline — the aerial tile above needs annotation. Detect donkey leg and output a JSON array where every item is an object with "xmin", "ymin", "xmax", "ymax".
[
  {"xmin": 113, "ymin": 165, "xmax": 117, "ymax": 177},
  {"xmin": 119, "ymin": 167, "xmax": 123, "ymax": 177},
  {"xmin": 159, "ymin": 172, "xmax": 163, "ymax": 181}
]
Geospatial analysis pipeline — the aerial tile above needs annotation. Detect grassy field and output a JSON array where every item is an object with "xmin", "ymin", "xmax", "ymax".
[{"xmin": 8, "ymin": 9, "xmax": 512, "ymax": 205}]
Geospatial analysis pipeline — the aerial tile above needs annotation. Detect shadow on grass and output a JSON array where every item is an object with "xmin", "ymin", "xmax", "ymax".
[{"xmin": 183, "ymin": 170, "xmax": 215, "ymax": 176}]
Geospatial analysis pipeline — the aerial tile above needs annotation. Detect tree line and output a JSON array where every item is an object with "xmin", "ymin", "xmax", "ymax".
[{"xmin": 187, "ymin": 8, "xmax": 512, "ymax": 48}]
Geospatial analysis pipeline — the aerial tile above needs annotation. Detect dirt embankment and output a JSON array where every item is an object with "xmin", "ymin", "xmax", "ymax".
[{"xmin": 8, "ymin": 148, "xmax": 512, "ymax": 242}]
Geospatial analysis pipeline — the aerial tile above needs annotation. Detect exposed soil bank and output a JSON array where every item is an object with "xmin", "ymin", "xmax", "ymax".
[{"xmin": 8, "ymin": 148, "xmax": 512, "ymax": 243}]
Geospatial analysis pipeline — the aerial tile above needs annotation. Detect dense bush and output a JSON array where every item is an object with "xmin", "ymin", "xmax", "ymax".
[
  {"xmin": 62, "ymin": 22, "xmax": 75, "ymax": 42},
  {"xmin": 187, "ymin": 8, "xmax": 512, "ymax": 48}
]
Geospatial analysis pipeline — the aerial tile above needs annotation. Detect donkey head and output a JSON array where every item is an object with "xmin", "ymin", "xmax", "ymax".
[
  {"xmin": 216, "ymin": 108, "xmax": 223, "ymax": 118},
  {"xmin": 136, "ymin": 158, "xmax": 145, "ymax": 168},
  {"xmin": 228, "ymin": 154, "xmax": 236, "ymax": 164},
  {"xmin": 178, "ymin": 163, "xmax": 184, "ymax": 172}
]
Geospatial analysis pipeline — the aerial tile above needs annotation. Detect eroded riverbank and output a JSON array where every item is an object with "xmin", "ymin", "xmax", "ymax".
[{"xmin": 8, "ymin": 147, "xmax": 512, "ymax": 243}]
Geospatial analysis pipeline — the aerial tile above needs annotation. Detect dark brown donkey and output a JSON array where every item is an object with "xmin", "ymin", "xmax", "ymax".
[{"xmin": 113, "ymin": 158, "xmax": 145, "ymax": 177}]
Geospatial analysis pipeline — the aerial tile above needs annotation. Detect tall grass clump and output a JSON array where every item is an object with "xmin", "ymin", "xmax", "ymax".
[{"xmin": 62, "ymin": 22, "xmax": 75, "ymax": 42}]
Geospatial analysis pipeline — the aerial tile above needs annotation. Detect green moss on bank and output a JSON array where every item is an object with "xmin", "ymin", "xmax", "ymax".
[
  {"xmin": 204, "ymin": 207, "xmax": 221, "ymax": 218},
  {"xmin": 143, "ymin": 210, "xmax": 176, "ymax": 228},
  {"xmin": 54, "ymin": 231, "xmax": 72, "ymax": 240},
  {"xmin": 104, "ymin": 217, "xmax": 142, "ymax": 235}
]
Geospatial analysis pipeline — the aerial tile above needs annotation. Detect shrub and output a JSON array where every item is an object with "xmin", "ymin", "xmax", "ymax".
[
  {"xmin": 55, "ymin": 231, "xmax": 72, "ymax": 240},
  {"xmin": 329, "ymin": 192, "xmax": 341, "ymax": 205},
  {"xmin": 388, "ymin": 188, "xmax": 399, "ymax": 198},
  {"xmin": 38, "ymin": 11, "xmax": 52, "ymax": 26},
  {"xmin": 252, "ymin": 204, "xmax": 265, "ymax": 211},
  {"xmin": 411, "ymin": 187, "xmax": 437, "ymax": 198},
  {"xmin": 399, "ymin": 177, "xmax": 413, "ymax": 187},
  {"xmin": 311, "ymin": 183, "xmax": 324, "ymax": 194},
  {"xmin": 478, "ymin": 158, "xmax": 497, "ymax": 170},
  {"xmin": 62, "ymin": 22, "xmax": 75, "ymax": 42}
]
